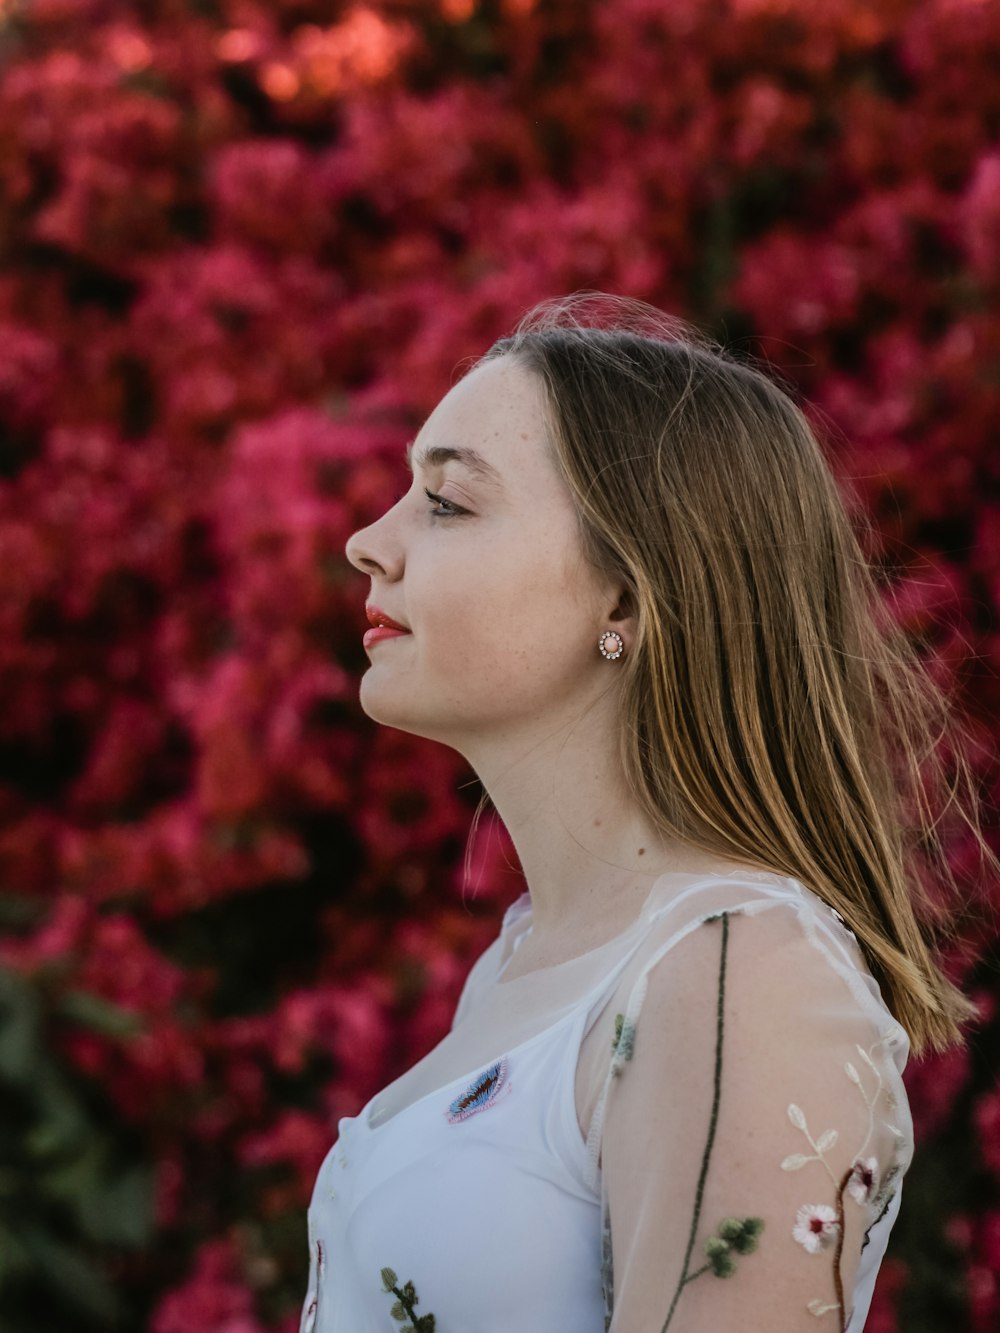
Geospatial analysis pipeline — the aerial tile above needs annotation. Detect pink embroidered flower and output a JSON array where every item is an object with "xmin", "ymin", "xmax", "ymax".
[
  {"xmin": 793, "ymin": 1204, "xmax": 841, "ymax": 1253},
  {"xmin": 847, "ymin": 1157, "xmax": 879, "ymax": 1205}
]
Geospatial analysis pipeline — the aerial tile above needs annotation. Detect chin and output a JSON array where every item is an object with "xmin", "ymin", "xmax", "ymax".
[{"xmin": 358, "ymin": 677, "xmax": 427, "ymax": 736}]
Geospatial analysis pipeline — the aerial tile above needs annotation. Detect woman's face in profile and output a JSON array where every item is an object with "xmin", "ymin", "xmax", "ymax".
[{"xmin": 344, "ymin": 356, "xmax": 616, "ymax": 752}]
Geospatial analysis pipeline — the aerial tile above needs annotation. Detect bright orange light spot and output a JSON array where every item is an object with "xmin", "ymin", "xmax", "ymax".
[
  {"xmin": 293, "ymin": 7, "xmax": 411, "ymax": 95},
  {"xmin": 441, "ymin": 0, "xmax": 476, "ymax": 20},
  {"xmin": 108, "ymin": 30, "xmax": 153, "ymax": 71},
  {"xmin": 260, "ymin": 62, "xmax": 300, "ymax": 101},
  {"xmin": 216, "ymin": 29, "xmax": 262, "ymax": 62}
]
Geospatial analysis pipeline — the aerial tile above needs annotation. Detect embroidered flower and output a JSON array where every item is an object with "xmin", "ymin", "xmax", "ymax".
[
  {"xmin": 782, "ymin": 1038, "xmax": 911, "ymax": 1319},
  {"xmin": 446, "ymin": 1057, "xmax": 511, "ymax": 1123},
  {"xmin": 793, "ymin": 1203, "xmax": 840, "ymax": 1254},
  {"xmin": 847, "ymin": 1156, "xmax": 879, "ymax": 1205}
]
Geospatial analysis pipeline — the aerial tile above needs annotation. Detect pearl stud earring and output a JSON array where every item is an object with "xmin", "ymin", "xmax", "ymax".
[{"xmin": 598, "ymin": 630, "xmax": 624, "ymax": 660}]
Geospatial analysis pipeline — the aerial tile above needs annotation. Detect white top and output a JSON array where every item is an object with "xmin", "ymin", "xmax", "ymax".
[{"xmin": 300, "ymin": 869, "xmax": 913, "ymax": 1332}]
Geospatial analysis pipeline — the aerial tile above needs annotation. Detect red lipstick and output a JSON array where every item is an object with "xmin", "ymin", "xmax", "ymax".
[{"xmin": 364, "ymin": 603, "xmax": 411, "ymax": 648}]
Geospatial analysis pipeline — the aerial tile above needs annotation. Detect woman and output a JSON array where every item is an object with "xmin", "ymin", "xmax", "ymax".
[{"xmin": 301, "ymin": 294, "xmax": 990, "ymax": 1332}]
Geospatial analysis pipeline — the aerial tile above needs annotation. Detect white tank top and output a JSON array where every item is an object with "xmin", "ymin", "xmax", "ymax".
[{"xmin": 300, "ymin": 870, "xmax": 913, "ymax": 1332}]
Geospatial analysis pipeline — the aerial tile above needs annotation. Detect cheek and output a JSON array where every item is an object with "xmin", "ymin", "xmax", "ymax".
[
  {"xmin": 431, "ymin": 585, "xmax": 586, "ymax": 692},
  {"xmin": 426, "ymin": 550, "xmax": 560, "ymax": 646}
]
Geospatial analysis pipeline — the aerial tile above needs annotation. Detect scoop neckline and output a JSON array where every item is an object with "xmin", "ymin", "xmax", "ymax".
[
  {"xmin": 493, "ymin": 867, "xmax": 769, "ymax": 987},
  {"xmin": 358, "ymin": 866, "xmax": 790, "ymax": 1134}
]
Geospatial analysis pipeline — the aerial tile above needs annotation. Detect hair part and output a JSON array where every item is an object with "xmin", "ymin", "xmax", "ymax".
[{"xmin": 467, "ymin": 291, "xmax": 996, "ymax": 1057}]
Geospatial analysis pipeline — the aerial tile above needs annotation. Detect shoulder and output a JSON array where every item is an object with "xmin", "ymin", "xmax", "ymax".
[
  {"xmin": 596, "ymin": 884, "xmax": 915, "ymax": 1329},
  {"xmin": 450, "ymin": 930, "xmax": 505, "ymax": 1030},
  {"xmin": 602, "ymin": 881, "xmax": 914, "ymax": 1177},
  {"xmin": 629, "ymin": 875, "xmax": 900, "ymax": 1031}
]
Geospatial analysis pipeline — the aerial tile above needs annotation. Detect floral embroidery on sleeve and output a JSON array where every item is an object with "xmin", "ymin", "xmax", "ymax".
[
  {"xmin": 380, "ymin": 1266, "xmax": 436, "ymax": 1331},
  {"xmin": 607, "ymin": 912, "xmax": 764, "ymax": 1332},
  {"xmin": 781, "ymin": 1039, "xmax": 907, "ymax": 1327},
  {"xmin": 661, "ymin": 914, "xmax": 763, "ymax": 1329}
]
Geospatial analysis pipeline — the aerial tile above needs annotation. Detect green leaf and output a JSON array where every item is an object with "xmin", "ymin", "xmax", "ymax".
[
  {"xmin": 77, "ymin": 1162, "xmax": 155, "ymax": 1246},
  {"xmin": 0, "ymin": 968, "xmax": 42, "ymax": 1082},
  {"xmin": 20, "ymin": 1225, "xmax": 126, "ymax": 1323},
  {"xmin": 58, "ymin": 988, "xmax": 145, "ymax": 1038},
  {"xmin": 37, "ymin": 1141, "xmax": 105, "ymax": 1203},
  {"xmin": 0, "ymin": 1222, "xmax": 32, "ymax": 1285},
  {"xmin": 0, "ymin": 892, "xmax": 45, "ymax": 929}
]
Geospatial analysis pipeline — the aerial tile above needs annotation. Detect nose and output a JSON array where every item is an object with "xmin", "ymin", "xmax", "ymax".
[{"xmin": 344, "ymin": 511, "xmax": 400, "ymax": 580}]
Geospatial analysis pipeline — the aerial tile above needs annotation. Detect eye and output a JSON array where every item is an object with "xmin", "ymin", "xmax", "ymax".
[{"xmin": 423, "ymin": 488, "xmax": 465, "ymax": 518}]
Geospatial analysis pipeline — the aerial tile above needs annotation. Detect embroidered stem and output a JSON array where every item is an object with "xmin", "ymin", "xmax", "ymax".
[
  {"xmin": 661, "ymin": 911, "xmax": 730, "ymax": 1333},
  {"xmin": 832, "ymin": 1167, "xmax": 851, "ymax": 1332}
]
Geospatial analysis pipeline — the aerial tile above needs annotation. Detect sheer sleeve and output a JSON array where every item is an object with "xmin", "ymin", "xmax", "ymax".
[
  {"xmin": 593, "ymin": 895, "xmax": 914, "ymax": 1333},
  {"xmin": 449, "ymin": 938, "xmax": 499, "ymax": 1031}
]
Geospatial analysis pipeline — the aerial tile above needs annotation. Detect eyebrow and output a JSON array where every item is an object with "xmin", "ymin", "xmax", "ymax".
[{"xmin": 404, "ymin": 441, "xmax": 504, "ymax": 488}]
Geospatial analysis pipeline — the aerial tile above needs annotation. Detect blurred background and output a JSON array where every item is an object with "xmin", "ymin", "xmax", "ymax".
[{"xmin": 0, "ymin": 1, "xmax": 997, "ymax": 1329}]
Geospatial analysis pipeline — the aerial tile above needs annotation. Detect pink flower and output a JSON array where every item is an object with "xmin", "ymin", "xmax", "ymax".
[
  {"xmin": 974, "ymin": 1090, "xmax": 1000, "ymax": 1179},
  {"xmin": 793, "ymin": 1204, "xmax": 841, "ymax": 1254},
  {"xmin": 848, "ymin": 1157, "xmax": 880, "ymax": 1205},
  {"xmin": 958, "ymin": 151, "xmax": 1000, "ymax": 280},
  {"xmin": 149, "ymin": 1236, "xmax": 264, "ymax": 1333}
]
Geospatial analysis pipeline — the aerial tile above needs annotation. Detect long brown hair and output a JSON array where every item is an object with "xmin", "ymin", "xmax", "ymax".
[{"xmin": 471, "ymin": 292, "xmax": 996, "ymax": 1056}]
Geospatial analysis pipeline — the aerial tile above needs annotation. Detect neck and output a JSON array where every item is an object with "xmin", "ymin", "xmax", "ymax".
[{"xmin": 457, "ymin": 691, "xmax": 738, "ymax": 943}]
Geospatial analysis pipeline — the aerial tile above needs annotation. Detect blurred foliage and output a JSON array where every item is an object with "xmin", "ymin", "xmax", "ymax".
[{"xmin": 0, "ymin": 956, "xmax": 154, "ymax": 1330}]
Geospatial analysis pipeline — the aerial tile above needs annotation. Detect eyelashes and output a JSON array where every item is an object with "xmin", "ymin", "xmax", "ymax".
[
  {"xmin": 423, "ymin": 488, "xmax": 465, "ymax": 518},
  {"xmin": 391, "ymin": 486, "xmax": 467, "ymax": 518}
]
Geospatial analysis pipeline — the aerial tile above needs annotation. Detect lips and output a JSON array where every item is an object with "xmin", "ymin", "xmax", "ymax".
[{"xmin": 365, "ymin": 603, "xmax": 410, "ymax": 632}]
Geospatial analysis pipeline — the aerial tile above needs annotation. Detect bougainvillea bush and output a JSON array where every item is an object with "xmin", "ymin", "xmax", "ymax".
[{"xmin": 0, "ymin": 0, "xmax": 997, "ymax": 1328}]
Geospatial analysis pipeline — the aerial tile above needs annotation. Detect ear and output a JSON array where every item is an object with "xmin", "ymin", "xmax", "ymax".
[{"xmin": 603, "ymin": 584, "xmax": 637, "ymax": 652}]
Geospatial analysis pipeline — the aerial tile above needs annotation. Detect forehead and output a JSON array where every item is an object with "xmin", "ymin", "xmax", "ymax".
[{"xmin": 409, "ymin": 357, "xmax": 552, "ymax": 481}]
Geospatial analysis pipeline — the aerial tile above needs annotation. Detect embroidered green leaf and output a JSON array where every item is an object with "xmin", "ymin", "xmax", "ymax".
[
  {"xmin": 844, "ymin": 1061, "xmax": 861, "ymax": 1084},
  {"xmin": 718, "ymin": 1216, "xmax": 763, "ymax": 1254},
  {"xmin": 696, "ymin": 1216, "xmax": 765, "ymax": 1280},
  {"xmin": 704, "ymin": 1236, "xmax": 735, "ymax": 1277},
  {"xmin": 611, "ymin": 1011, "xmax": 636, "ymax": 1075},
  {"xmin": 816, "ymin": 1129, "xmax": 839, "ymax": 1153},
  {"xmin": 379, "ymin": 1267, "xmax": 436, "ymax": 1332},
  {"xmin": 787, "ymin": 1103, "xmax": 807, "ymax": 1130}
]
